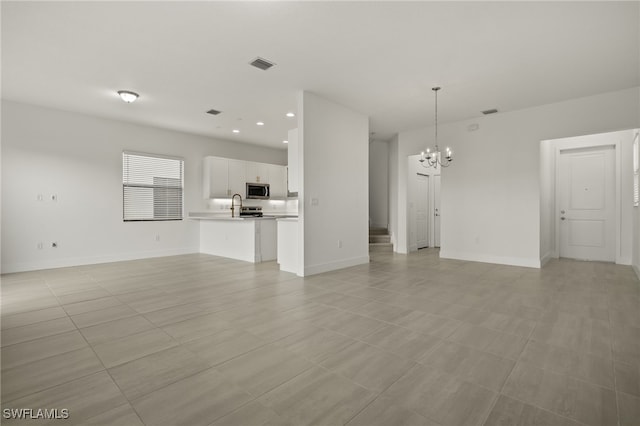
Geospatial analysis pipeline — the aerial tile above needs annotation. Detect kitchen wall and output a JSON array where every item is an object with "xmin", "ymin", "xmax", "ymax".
[
  {"xmin": 369, "ymin": 139, "xmax": 389, "ymax": 229},
  {"xmin": 391, "ymin": 86, "xmax": 640, "ymax": 267},
  {"xmin": 1, "ymin": 100, "xmax": 287, "ymax": 273},
  {"xmin": 206, "ymin": 198, "xmax": 298, "ymax": 215},
  {"xmin": 299, "ymin": 91, "xmax": 369, "ymax": 275}
]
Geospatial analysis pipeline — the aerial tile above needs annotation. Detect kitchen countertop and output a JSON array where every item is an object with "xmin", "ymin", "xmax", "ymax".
[
  {"xmin": 276, "ymin": 217, "xmax": 298, "ymax": 222},
  {"xmin": 188, "ymin": 212, "xmax": 298, "ymax": 221}
]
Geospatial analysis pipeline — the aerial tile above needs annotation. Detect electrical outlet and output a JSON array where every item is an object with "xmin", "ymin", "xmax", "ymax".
[
  {"xmin": 51, "ymin": 242, "xmax": 58, "ymax": 248},
  {"xmin": 155, "ymin": 234, "xmax": 160, "ymax": 242}
]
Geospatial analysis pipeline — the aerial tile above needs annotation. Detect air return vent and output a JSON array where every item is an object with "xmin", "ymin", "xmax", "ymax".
[
  {"xmin": 250, "ymin": 57, "xmax": 276, "ymax": 71},
  {"xmin": 206, "ymin": 109, "xmax": 222, "ymax": 115},
  {"xmin": 481, "ymin": 108, "xmax": 499, "ymax": 115}
]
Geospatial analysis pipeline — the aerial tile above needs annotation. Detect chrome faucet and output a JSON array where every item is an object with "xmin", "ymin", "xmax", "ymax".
[{"xmin": 230, "ymin": 193, "xmax": 243, "ymax": 217}]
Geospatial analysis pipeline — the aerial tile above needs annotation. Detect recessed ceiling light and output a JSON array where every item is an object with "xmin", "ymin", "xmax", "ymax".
[
  {"xmin": 283, "ymin": 140, "xmax": 288, "ymax": 144},
  {"xmin": 256, "ymin": 121, "xmax": 265, "ymax": 126},
  {"xmin": 232, "ymin": 129, "xmax": 240, "ymax": 133},
  {"xmin": 117, "ymin": 90, "xmax": 139, "ymax": 103},
  {"xmin": 286, "ymin": 112, "xmax": 295, "ymax": 118}
]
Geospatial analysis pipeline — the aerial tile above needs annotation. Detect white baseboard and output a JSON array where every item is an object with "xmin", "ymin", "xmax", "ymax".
[
  {"xmin": 439, "ymin": 249, "xmax": 541, "ymax": 269},
  {"xmin": 540, "ymin": 251, "xmax": 556, "ymax": 267},
  {"xmin": 2, "ymin": 247, "xmax": 200, "ymax": 274},
  {"xmin": 616, "ymin": 256, "xmax": 632, "ymax": 266},
  {"xmin": 303, "ymin": 255, "xmax": 370, "ymax": 276}
]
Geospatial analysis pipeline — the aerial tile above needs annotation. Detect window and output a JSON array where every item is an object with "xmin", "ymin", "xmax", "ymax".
[
  {"xmin": 634, "ymin": 132, "xmax": 639, "ymax": 207},
  {"xmin": 122, "ymin": 151, "xmax": 184, "ymax": 221}
]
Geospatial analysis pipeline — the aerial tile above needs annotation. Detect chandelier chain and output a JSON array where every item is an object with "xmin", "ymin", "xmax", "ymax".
[{"xmin": 418, "ymin": 86, "xmax": 453, "ymax": 169}]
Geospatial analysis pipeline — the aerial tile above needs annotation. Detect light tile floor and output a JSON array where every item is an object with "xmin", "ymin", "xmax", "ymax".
[{"xmin": 1, "ymin": 249, "xmax": 639, "ymax": 426}]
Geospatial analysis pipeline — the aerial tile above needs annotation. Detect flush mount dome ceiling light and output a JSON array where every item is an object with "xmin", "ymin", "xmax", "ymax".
[
  {"xmin": 419, "ymin": 87, "xmax": 454, "ymax": 169},
  {"xmin": 117, "ymin": 90, "xmax": 139, "ymax": 103}
]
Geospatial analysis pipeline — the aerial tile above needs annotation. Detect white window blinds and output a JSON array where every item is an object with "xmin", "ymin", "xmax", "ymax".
[{"xmin": 122, "ymin": 151, "xmax": 184, "ymax": 221}]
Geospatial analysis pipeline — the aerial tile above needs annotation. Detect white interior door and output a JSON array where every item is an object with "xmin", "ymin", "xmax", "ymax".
[
  {"xmin": 416, "ymin": 173, "xmax": 429, "ymax": 249},
  {"xmin": 558, "ymin": 146, "xmax": 615, "ymax": 261},
  {"xmin": 434, "ymin": 175, "xmax": 441, "ymax": 248}
]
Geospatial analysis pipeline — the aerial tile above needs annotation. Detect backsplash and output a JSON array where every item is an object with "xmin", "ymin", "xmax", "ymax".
[{"xmin": 206, "ymin": 198, "xmax": 298, "ymax": 214}]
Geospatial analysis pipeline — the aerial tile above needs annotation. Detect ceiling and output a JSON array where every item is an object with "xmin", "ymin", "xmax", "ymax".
[{"xmin": 2, "ymin": 1, "xmax": 638, "ymax": 149}]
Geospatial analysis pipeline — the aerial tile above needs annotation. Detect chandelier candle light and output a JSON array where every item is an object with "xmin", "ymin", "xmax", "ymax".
[{"xmin": 420, "ymin": 87, "xmax": 453, "ymax": 168}]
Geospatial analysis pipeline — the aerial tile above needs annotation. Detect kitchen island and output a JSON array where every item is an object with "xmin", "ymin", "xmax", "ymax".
[{"xmin": 189, "ymin": 213, "xmax": 277, "ymax": 263}]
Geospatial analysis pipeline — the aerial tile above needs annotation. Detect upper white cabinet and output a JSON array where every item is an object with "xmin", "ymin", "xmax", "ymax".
[
  {"xmin": 245, "ymin": 162, "xmax": 269, "ymax": 184},
  {"xmin": 228, "ymin": 160, "xmax": 246, "ymax": 196},
  {"xmin": 204, "ymin": 156, "xmax": 229, "ymax": 198},
  {"xmin": 203, "ymin": 156, "xmax": 287, "ymax": 199},
  {"xmin": 268, "ymin": 164, "xmax": 287, "ymax": 198},
  {"xmin": 287, "ymin": 128, "xmax": 299, "ymax": 193}
]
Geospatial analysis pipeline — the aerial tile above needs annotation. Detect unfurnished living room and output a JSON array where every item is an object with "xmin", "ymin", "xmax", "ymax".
[{"xmin": 1, "ymin": 1, "xmax": 639, "ymax": 426}]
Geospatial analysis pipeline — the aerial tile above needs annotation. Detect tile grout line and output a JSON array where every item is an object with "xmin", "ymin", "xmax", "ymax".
[
  {"xmin": 50, "ymin": 274, "xmax": 148, "ymax": 426},
  {"xmin": 606, "ymin": 286, "xmax": 622, "ymax": 426}
]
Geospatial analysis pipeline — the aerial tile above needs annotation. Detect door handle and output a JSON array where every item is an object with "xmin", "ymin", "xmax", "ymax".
[{"xmin": 561, "ymin": 217, "xmax": 566, "ymax": 220}]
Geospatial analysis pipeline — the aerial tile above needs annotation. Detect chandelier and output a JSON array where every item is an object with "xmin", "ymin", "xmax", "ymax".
[{"xmin": 419, "ymin": 87, "xmax": 453, "ymax": 168}]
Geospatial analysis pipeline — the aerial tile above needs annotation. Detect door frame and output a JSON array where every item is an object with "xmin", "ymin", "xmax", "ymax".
[
  {"xmin": 553, "ymin": 138, "xmax": 622, "ymax": 263},
  {"xmin": 416, "ymin": 172, "xmax": 430, "ymax": 249},
  {"xmin": 433, "ymin": 174, "xmax": 441, "ymax": 248}
]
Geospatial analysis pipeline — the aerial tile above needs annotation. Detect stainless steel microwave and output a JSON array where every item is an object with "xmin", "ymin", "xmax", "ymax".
[{"xmin": 246, "ymin": 182, "xmax": 270, "ymax": 199}]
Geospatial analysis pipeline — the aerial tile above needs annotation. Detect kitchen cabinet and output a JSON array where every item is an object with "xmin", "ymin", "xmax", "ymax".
[
  {"xmin": 268, "ymin": 164, "xmax": 287, "ymax": 198},
  {"xmin": 203, "ymin": 157, "xmax": 246, "ymax": 198},
  {"xmin": 287, "ymin": 128, "xmax": 299, "ymax": 193},
  {"xmin": 203, "ymin": 156, "xmax": 287, "ymax": 199},
  {"xmin": 204, "ymin": 156, "xmax": 229, "ymax": 198},
  {"xmin": 228, "ymin": 159, "xmax": 246, "ymax": 196},
  {"xmin": 245, "ymin": 162, "xmax": 269, "ymax": 184}
]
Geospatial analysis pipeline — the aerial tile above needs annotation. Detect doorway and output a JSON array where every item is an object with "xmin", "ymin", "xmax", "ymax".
[
  {"xmin": 541, "ymin": 129, "xmax": 634, "ymax": 266},
  {"xmin": 557, "ymin": 146, "xmax": 616, "ymax": 261}
]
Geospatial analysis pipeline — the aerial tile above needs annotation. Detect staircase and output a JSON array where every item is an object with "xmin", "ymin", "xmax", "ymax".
[{"xmin": 369, "ymin": 227, "xmax": 393, "ymax": 252}]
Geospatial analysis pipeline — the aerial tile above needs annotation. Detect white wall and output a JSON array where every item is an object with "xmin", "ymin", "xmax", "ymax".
[
  {"xmin": 1, "ymin": 100, "xmax": 286, "ymax": 273},
  {"xmin": 388, "ymin": 135, "xmax": 399, "ymax": 251},
  {"xmin": 539, "ymin": 139, "xmax": 554, "ymax": 264},
  {"xmin": 369, "ymin": 139, "xmax": 389, "ymax": 229},
  {"xmin": 391, "ymin": 87, "xmax": 640, "ymax": 268},
  {"xmin": 541, "ymin": 130, "xmax": 634, "ymax": 265},
  {"xmin": 299, "ymin": 91, "xmax": 369, "ymax": 275}
]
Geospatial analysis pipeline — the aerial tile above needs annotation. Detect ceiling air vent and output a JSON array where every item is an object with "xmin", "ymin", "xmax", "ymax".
[
  {"xmin": 206, "ymin": 109, "xmax": 222, "ymax": 115},
  {"xmin": 249, "ymin": 57, "xmax": 276, "ymax": 71},
  {"xmin": 481, "ymin": 108, "xmax": 499, "ymax": 115}
]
